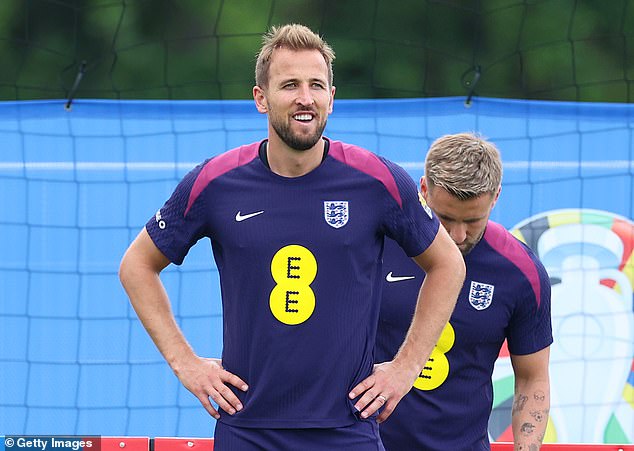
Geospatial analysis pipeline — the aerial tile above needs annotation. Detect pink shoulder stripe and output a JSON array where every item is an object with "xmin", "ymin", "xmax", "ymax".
[
  {"xmin": 328, "ymin": 140, "xmax": 403, "ymax": 208},
  {"xmin": 484, "ymin": 221, "xmax": 543, "ymax": 307},
  {"xmin": 184, "ymin": 143, "xmax": 259, "ymax": 216}
]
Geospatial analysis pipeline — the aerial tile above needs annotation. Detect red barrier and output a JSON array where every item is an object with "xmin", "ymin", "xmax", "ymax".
[
  {"xmin": 101, "ymin": 437, "xmax": 150, "ymax": 451},
  {"xmin": 154, "ymin": 437, "xmax": 214, "ymax": 451},
  {"xmin": 492, "ymin": 443, "xmax": 634, "ymax": 450},
  {"xmin": 99, "ymin": 438, "xmax": 634, "ymax": 450}
]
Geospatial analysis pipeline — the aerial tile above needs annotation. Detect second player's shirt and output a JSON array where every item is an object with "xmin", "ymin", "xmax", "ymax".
[
  {"xmin": 376, "ymin": 221, "xmax": 552, "ymax": 451},
  {"xmin": 146, "ymin": 138, "xmax": 440, "ymax": 429}
]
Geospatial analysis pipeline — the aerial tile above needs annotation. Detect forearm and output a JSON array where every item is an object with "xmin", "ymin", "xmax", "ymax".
[
  {"xmin": 124, "ymin": 271, "xmax": 193, "ymax": 366},
  {"xmin": 393, "ymin": 263, "xmax": 463, "ymax": 379},
  {"xmin": 349, "ymin": 261, "xmax": 462, "ymax": 422},
  {"xmin": 512, "ymin": 379, "xmax": 550, "ymax": 449},
  {"xmin": 119, "ymin": 234, "xmax": 196, "ymax": 372}
]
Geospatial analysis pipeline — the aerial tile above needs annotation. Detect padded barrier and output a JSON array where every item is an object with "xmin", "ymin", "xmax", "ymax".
[
  {"xmin": 492, "ymin": 444, "xmax": 634, "ymax": 450},
  {"xmin": 100, "ymin": 437, "xmax": 150, "ymax": 451},
  {"xmin": 154, "ymin": 437, "xmax": 214, "ymax": 450},
  {"xmin": 99, "ymin": 438, "xmax": 634, "ymax": 450}
]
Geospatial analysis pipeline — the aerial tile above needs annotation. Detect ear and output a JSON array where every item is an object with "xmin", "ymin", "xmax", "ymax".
[
  {"xmin": 492, "ymin": 185, "xmax": 501, "ymax": 207},
  {"xmin": 327, "ymin": 85, "xmax": 336, "ymax": 114},
  {"xmin": 253, "ymin": 86, "xmax": 268, "ymax": 114},
  {"xmin": 420, "ymin": 176, "xmax": 429, "ymax": 201}
]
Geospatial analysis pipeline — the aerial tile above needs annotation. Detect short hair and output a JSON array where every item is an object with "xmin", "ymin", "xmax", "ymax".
[
  {"xmin": 424, "ymin": 132, "xmax": 503, "ymax": 200},
  {"xmin": 255, "ymin": 23, "xmax": 335, "ymax": 89}
]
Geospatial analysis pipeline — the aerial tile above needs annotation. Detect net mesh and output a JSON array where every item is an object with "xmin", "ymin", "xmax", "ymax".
[{"xmin": 1, "ymin": 0, "xmax": 634, "ymax": 443}]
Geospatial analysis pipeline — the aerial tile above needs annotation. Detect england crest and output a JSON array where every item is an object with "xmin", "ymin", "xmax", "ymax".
[
  {"xmin": 469, "ymin": 280, "xmax": 494, "ymax": 310},
  {"xmin": 324, "ymin": 201, "xmax": 349, "ymax": 229}
]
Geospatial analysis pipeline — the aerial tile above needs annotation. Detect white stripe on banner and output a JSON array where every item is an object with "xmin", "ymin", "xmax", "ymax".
[
  {"xmin": 398, "ymin": 160, "xmax": 633, "ymax": 170},
  {"xmin": 0, "ymin": 162, "xmax": 197, "ymax": 171},
  {"xmin": 0, "ymin": 160, "xmax": 631, "ymax": 171}
]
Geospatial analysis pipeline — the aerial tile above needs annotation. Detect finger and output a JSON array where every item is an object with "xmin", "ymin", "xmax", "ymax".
[
  {"xmin": 348, "ymin": 374, "xmax": 375, "ymax": 400},
  {"xmin": 197, "ymin": 394, "xmax": 220, "ymax": 420},
  {"xmin": 358, "ymin": 394, "xmax": 389, "ymax": 419},
  {"xmin": 352, "ymin": 387, "xmax": 381, "ymax": 414},
  {"xmin": 377, "ymin": 399, "xmax": 396, "ymax": 423},
  {"xmin": 210, "ymin": 393, "xmax": 238, "ymax": 415},
  {"xmin": 222, "ymin": 371, "xmax": 249, "ymax": 392},
  {"xmin": 215, "ymin": 383, "xmax": 244, "ymax": 413}
]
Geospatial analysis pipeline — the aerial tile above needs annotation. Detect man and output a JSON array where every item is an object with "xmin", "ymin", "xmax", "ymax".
[
  {"xmin": 376, "ymin": 133, "xmax": 552, "ymax": 450},
  {"xmin": 119, "ymin": 24, "xmax": 465, "ymax": 450}
]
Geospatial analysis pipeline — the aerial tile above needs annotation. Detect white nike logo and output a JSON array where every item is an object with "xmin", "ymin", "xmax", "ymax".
[
  {"xmin": 385, "ymin": 272, "xmax": 416, "ymax": 283},
  {"xmin": 235, "ymin": 210, "xmax": 264, "ymax": 222}
]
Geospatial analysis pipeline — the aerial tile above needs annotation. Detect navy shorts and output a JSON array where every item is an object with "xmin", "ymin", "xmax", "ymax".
[{"xmin": 214, "ymin": 420, "xmax": 385, "ymax": 451}]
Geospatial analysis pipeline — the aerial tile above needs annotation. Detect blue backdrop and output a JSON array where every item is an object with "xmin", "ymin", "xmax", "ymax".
[{"xmin": 0, "ymin": 97, "xmax": 632, "ymax": 442}]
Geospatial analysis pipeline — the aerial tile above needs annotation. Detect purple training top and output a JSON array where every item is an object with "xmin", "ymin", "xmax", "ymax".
[
  {"xmin": 376, "ymin": 221, "xmax": 552, "ymax": 450},
  {"xmin": 146, "ymin": 138, "xmax": 440, "ymax": 429}
]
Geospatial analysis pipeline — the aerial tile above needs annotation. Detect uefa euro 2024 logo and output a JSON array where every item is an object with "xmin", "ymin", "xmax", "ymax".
[{"xmin": 490, "ymin": 208, "xmax": 634, "ymax": 444}]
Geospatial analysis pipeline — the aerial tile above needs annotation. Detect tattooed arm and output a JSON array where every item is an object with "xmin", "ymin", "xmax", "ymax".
[{"xmin": 510, "ymin": 347, "xmax": 551, "ymax": 451}]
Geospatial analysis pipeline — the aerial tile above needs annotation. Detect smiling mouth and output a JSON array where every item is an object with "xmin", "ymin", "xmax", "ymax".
[{"xmin": 293, "ymin": 113, "xmax": 313, "ymax": 122}]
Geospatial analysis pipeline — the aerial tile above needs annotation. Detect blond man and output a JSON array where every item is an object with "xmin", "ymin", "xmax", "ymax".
[{"xmin": 376, "ymin": 133, "xmax": 552, "ymax": 450}]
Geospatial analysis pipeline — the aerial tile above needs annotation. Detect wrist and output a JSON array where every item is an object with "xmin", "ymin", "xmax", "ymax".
[
  {"xmin": 166, "ymin": 345, "xmax": 197, "ymax": 374},
  {"xmin": 391, "ymin": 353, "xmax": 423, "ymax": 381}
]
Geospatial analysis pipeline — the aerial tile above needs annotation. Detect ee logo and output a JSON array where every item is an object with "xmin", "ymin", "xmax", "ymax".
[
  {"xmin": 413, "ymin": 321, "xmax": 455, "ymax": 391},
  {"xmin": 269, "ymin": 245, "xmax": 317, "ymax": 325}
]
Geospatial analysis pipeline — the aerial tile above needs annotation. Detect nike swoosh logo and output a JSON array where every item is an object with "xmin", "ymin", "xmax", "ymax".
[
  {"xmin": 235, "ymin": 210, "xmax": 264, "ymax": 222},
  {"xmin": 385, "ymin": 272, "xmax": 416, "ymax": 283}
]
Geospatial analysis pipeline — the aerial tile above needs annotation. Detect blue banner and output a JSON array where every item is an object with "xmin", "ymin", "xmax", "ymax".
[{"xmin": 0, "ymin": 97, "xmax": 632, "ymax": 442}]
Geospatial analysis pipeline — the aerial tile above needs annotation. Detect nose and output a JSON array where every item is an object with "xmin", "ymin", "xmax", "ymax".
[
  {"xmin": 447, "ymin": 223, "xmax": 467, "ymax": 245},
  {"xmin": 295, "ymin": 84, "xmax": 314, "ymax": 106}
]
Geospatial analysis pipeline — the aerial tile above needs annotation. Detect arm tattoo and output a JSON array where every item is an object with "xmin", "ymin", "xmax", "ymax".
[
  {"xmin": 530, "ymin": 409, "xmax": 547, "ymax": 422},
  {"xmin": 514, "ymin": 391, "xmax": 548, "ymax": 449},
  {"xmin": 520, "ymin": 422, "xmax": 536, "ymax": 436},
  {"xmin": 512, "ymin": 393, "xmax": 528, "ymax": 414},
  {"xmin": 533, "ymin": 390, "xmax": 546, "ymax": 403}
]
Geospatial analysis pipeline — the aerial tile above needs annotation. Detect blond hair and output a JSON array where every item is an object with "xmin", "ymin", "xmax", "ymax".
[
  {"xmin": 425, "ymin": 132, "xmax": 502, "ymax": 200},
  {"xmin": 255, "ymin": 23, "xmax": 335, "ymax": 88}
]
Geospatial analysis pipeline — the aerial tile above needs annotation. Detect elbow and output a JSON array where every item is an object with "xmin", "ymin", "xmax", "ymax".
[
  {"xmin": 452, "ymin": 248, "xmax": 466, "ymax": 285},
  {"xmin": 458, "ymin": 255, "xmax": 466, "ymax": 281},
  {"xmin": 118, "ymin": 246, "xmax": 139, "ymax": 291},
  {"xmin": 118, "ymin": 252, "xmax": 131, "ymax": 290}
]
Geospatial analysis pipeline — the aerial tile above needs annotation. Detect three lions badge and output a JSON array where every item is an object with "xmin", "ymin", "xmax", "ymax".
[
  {"xmin": 324, "ymin": 201, "xmax": 349, "ymax": 229},
  {"xmin": 469, "ymin": 281, "xmax": 494, "ymax": 310}
]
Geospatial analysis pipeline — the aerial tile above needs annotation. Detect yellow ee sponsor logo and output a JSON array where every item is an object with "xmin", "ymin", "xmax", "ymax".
[
  {"xmin": 413, "ymin": 321, "xmax": 455, "ymax": 391},
  {"xmin": 270, "ymin": 245, "xmax": 317, "ymax": 325}
]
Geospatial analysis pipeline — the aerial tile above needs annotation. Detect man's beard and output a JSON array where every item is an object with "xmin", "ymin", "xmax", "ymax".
[
  {"xmin": 458, "ymin": 229, "xmax": 485, "ymax": 256},
  {"xmin": 271, "ymin": 116, "xmax": 327, "ymax": 151}
]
